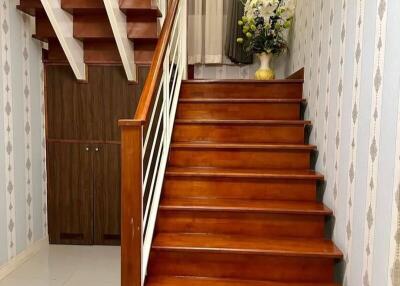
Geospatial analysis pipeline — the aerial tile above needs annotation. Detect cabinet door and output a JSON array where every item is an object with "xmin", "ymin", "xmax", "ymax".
[
  {"xmin": 93, "ymin": 144, "xmax": 121, "ymax": 245},
  {"xmin": 47, "ymin": 142, "xmax": 94, "ymax": 244}
]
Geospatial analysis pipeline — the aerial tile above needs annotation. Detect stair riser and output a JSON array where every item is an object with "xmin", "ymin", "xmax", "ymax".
[
  {"xmin": 176, "ymin": 103, "xmax": 301, "ymax": 120},
  {"xmin": 60, "ymin": 0, "xmax": 104, "ymax": 11},
  {"xmin": 169, "ymin": 149, "xmax": 312, "ymax": 169},
  {"xmin": 73, "ymin": 15, "xmax": 158, "ymax": 41},
  {"xmin": 181, "ymin": 83, "xmax": 303, "ymax": 99},
  {"xmin": 120, "ymin": 0, "xmax": 154, "ymax": 9},
  {"xmin": 163, "ymin": 177, "xmax": 317, "ymax": 201},
  {"xmin": 148, "ymin": 251, "xmax": 335, "ymax": 282},
  {"xmin": 127, "ymin": 16, "xmax": 158, "ymax": 39},
  {"xmin": 35, "ymin": 14, "xmax": 56, "ymax": 39},
  {"xmin": 134, "ymin": 42, "xmax": 157, "ymax": 64},
  {"xmin": 156, "ymin": 210, "xmax": 325, "ymax": 238},
  {"xmin": 172, "ymin": 124, "xmax": 305, "ymax": 144},
  {"xmin": 74, "ymin": 14, "xmax": 113, "ymax": 40}
]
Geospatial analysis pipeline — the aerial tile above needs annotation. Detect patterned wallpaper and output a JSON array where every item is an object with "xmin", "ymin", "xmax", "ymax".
[
  {"xmin": 0, "ymin": 0, "xmax": 47, "ymax": 266},
  {"xmin": 286, "ymin": 0, "xmax": 400, "ymax": 285}
]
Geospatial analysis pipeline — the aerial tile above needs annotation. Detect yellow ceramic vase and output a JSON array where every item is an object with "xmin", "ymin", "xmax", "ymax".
[{"xmin": 255, "ymin": 52, "xmax": 275, "ymax": 80}]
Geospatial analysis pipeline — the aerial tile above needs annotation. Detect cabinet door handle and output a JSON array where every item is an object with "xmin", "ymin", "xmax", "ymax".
[
  {"xmin": 85, "ymin": 146, "xmax": 90, "ymax": 152},
  {"xmin": 95, "ymin": 147, "xmax": 100, "ymax": 152}
]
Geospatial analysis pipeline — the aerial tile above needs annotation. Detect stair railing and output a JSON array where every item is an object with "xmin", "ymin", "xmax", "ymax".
[{"xmin": 119, "ymin": 0, "xmax": 187, "ymax": 285}]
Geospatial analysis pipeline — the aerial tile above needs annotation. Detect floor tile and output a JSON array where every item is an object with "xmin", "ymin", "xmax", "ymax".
[{"xmin": 0, "ymin": 245, "xmax": 120, "ymax": 286}]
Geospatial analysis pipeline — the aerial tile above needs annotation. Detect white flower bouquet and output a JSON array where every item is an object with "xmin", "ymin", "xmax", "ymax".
[{"xmin": 237, "ymin": 0, "xmax": 295, "ymax": 56}]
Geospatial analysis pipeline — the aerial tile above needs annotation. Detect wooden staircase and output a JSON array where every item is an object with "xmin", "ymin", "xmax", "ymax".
[
  {"xmin": 17, "ymin": 0, "xmax": 160, "ymax": 64},
  {"xmin": 145, "ymin": 80, "xmax": 342, "ymax": 285}
]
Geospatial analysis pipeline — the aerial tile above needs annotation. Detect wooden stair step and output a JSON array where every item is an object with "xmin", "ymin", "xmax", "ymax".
[
  {"xmin": 17, "ymin": 0, "xmax": 43, "ymax": 16},
  {"xmin": 159, "ymin": 198, "xmax": 331, "ymax": 215},
  {"xmin": 134, "ymin": 42, "xmax": 157, "ymax": 64},
  {"xmin": 35, "ymin": 12, "xmax": 56, "ymax": 41},
  {"xmin": 176, "ymin": 99, "xmax": 303, "ymax": 120},
  {"xmin": 73, "ymin": 13, "xmax": 114, "ymax": 40},
  {"xmin": 120, "ymin": 0, "xmax": 156, "ymax": 10},
  {"xmin": 157, "ymin": 199, "xmax": 330, "ymax": 238},
  {"xmin": 175, "ymin": 119, "xmax": 311, "ymax": 125},
  {"xmin": 127, "ymin": 15, "xmax": 159, "ymax": 40},
  {"xmin": 181, "ymin": 80, "xmax": 304, "ymax": 100},
  {"xmin": 146, "ymin": 276, "xmax": 340, "ymax": 286},
  {"xmin": 169, "ymin": 143, "xmax": 315, "ymax": 170},
  {"xmin": 166, "ymin": 167, "xmax": 324, "ymax": 180},
  {"xmin": 82, "ymin": 39, "xmax": 155, "ymax": 65},
  {"xmin": 173, "ymin": 119, "xmax": 309, "ymax": 144},
  {"xmin": 73, "ymin": 13, "xmax": 158, "ymax": 41},
  {"xmin": 171, "ymin": 143, "xmax": 316, "ymax": 150},
  {"xmin": 61, "ymin": 0, "xmax": 105, "ymax": 13},
  {"xmin": 179, "ymin": 99, "xmax": 305, "ymax": 103},
  {"xmin": 152, "ymin": 233, "xmax": 342, "ymax": 258},
  {"xmin": 61, "ymin": 0, "xmax": 160, "ymax": 15},
  {"xmin": 164, "ymin": 167, "xmax": 322, "ymax": 202},
  {"xmin": 149, "ymin": 234, "xmax": 342, "ymax": 281}
]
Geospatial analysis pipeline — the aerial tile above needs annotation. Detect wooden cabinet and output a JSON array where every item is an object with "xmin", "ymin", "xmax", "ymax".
[
  {"xmin": 45, "ymin": 65, "xmax": 149, "ymax": 245},
  {"xmin": 47, "ymin": 142, "xmax": 94, "ymax": 245},
  {"xmin": 47, "ymin": 142, "xmax": 121, "ymax": 245}
]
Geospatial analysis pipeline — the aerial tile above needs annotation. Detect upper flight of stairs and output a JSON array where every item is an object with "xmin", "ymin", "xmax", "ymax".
[
  {"xmin": 17, "ymin": 0, "xmax": 160, "ymax": 64},
  {"xmin": 146, "ymin": 80, "xmax": 342, "ymax": 285}
]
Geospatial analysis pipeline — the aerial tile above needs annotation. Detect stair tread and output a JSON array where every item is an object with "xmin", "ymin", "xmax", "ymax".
[
  {"xmin": 159, "ymin": 198, "xmax": 331, "ymax": 215},
  {"xmin": 61, "ymin": 0, "xmax": 105, "ymax": 11},
  {"xmin": 146, "ymin": 276, "xmax": 340, "ymax": 286},
  {"xmin": 171, "ymin": 143, "xmax": 316, "ymax": 150},
  {"xmin": 175, "ymin": 119, "xmax": 311, "ymax": 125},
  {"xmin": 120, "ymin": 0, "xmax": 155, "ymax": 8},
  {"xmin": 183, "ymin": 79, "xmax": 304, "ymax": 84},
  {"xmin": 166, "ymin": 167, "xmax": 324, "ymax": 180},
  {"xmin": 179, "ymin": 98, "xmax": 305, "ymax": 103},
  {"xmin": 152, "ymin": 233, "xmax": 342, "ymax": 258}
]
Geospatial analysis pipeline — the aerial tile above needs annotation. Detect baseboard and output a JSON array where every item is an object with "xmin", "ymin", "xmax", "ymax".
[{"xmin": 0, "ymin": 237, "xmax": 49, "ymax": 280}]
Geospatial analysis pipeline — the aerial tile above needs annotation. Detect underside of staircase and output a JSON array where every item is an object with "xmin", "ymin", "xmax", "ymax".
[
  {"xmin": 145, "ymin": 80, "xmax": 342, "ymax": 285},
  {"xmin": 17, "ymin": 0, "xmax": 160, "ymax": 65}
]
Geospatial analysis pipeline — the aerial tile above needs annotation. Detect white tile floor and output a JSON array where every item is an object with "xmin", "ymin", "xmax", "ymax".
[{"xmin": 0, "ymin": 245, "xmax": 121, "ymax": 286}]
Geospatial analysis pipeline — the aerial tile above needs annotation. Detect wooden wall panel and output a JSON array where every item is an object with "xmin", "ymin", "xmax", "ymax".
[
  {"xmin": 46, "ymin": 65, "xmax": 94, "ymax": 140},
  {"xmin": 46, "ymin": 65, "xmax": 149, "ymax": 142}
]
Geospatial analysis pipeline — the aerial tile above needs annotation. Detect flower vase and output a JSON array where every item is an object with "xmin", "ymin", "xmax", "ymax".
[{"xmin": 255, "ymin": 52, "xmax": 275, "ymax": 80}]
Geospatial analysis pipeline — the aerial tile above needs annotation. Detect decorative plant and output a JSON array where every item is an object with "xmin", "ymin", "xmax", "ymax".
[
  {"xmin": 236, "ymin": 0, "xmax": 295, "ymax": 80},
  {"xmin": 237, "ymin": 0, "xmax": 295, "ymax": 56}
]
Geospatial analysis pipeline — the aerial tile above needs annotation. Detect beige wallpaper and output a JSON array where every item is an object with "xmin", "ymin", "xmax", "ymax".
[
  {"xmin": 287, "ymin": 0, "xmax": 400, "ymax": 285},
  {"xmin": 0, "ymin": 0, "xmax": 47, "ymax": 266}
]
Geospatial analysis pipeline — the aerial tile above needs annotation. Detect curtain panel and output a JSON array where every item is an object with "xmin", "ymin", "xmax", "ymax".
[
  {"xmin": 188, "ymin": 0, "xmax": 252, "ymax": 65},
  {"xmin": 225, "ymin": 0, "xmax": 253, "ymax": 64},
  {"xmin": 188, "ymin": 0, "xmax": 224, "ymax": 64}
]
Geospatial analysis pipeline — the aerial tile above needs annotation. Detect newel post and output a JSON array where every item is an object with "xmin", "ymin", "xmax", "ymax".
[{"xmin": 120, "ymin": 120, "xmax": 143, "ymax": 286}]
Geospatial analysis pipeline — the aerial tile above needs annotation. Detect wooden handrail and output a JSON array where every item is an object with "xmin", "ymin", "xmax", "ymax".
[
  {"xmin": 119, "ymin": 1, "xmax": 184, "ymax": 285},
  {"xmin": 134, "ymin": 0, "xmax": 180, "ymax": 124}
]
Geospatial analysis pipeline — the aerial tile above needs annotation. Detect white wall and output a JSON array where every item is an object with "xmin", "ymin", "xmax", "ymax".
[
  {"xmin": 286, "ymin": 0, "xmax": 400, "ymax": 285},
  {"xmin": 0, "ymin": 0, "xmax": 47, "ymax": 267},
  {"xmin": 193, "ymin": 55, "xmax": 288, "ymax": 80}
]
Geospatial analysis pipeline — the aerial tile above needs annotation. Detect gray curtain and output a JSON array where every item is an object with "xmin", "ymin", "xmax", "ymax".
[{"xmin": 225, "ymin": 0, "xmax": 253, "ymax": 64}]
